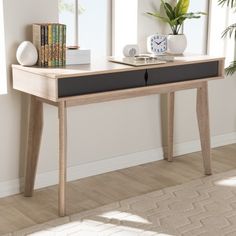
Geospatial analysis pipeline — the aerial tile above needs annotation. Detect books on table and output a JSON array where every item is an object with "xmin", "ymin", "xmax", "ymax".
[{"xmin": 33, "ymin": 23, "xmax": 66, "ymax": 67}]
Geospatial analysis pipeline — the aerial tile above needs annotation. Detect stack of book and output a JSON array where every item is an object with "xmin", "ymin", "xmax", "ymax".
[{"xmin": 33, "ymin": 23, "xmax": 66, "ymax": 67}]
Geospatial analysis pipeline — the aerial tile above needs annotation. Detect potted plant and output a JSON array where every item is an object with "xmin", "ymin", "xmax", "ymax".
[
  {"xmin": 146, "ymin": 0, "xmax": 206, "ymax": 54},
  {"xmin": 219, "ymin": 0, "xmax": 236, "ymax": 75}
]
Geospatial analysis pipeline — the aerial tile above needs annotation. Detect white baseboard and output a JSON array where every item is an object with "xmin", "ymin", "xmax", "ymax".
[{"xmin": 1, "ymin": 132, "xmax": 236, "ymax": 198}]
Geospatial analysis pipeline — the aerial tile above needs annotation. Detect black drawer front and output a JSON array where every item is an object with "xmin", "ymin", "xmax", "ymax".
[
  {"xmin": 58, "ymin": 70, "xmax": 146, "ymax": 98},
  {"xmin": 147, "ymin": 61, "xmax": 219, "ymax": 85}
]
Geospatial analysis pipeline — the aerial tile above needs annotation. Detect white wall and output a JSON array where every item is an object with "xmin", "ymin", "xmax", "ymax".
[
  {"xmin": 0, "ymin": 0, "xmax": 58, "ymax": 183},
  {"xmin": 0, "ymin": 0, "xmax": 236, "ymax": 197}
]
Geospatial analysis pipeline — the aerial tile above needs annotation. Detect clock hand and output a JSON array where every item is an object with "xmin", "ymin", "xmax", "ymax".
[{"xmin": 157, "ymin": 39, "xmax": 166, "ymax": 45}]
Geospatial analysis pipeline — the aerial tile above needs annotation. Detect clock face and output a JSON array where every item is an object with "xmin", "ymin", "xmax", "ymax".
[{"xmin": 147, "ymin": 34, "xmax": 167, "ymax": 55}]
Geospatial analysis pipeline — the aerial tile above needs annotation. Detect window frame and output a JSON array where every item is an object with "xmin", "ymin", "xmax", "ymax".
[
  {"xmin": 0, "ymin": 0, "xmax": 7, "ymax": 94},
  {"xmin": 74, "ymin": 0, "xmax": 79, "ymax": 46}
]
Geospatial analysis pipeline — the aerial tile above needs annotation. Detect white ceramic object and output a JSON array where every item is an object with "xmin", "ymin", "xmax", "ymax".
[
  {"xmin": 167, "ymin": 34, "xmax": 187, "ymax": 55},
  {"xmin": 123, "ymin": 44, "xmax": 139, "ymax": 57},
  {"xmin": 16, "ymin": 41, "xmax": 38, "ymax": 66}
]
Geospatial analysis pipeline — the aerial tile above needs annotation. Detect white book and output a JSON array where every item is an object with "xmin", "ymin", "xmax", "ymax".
[{"xmin": 66, "ymin": 49, "xmax": 91, "ymax": 65}]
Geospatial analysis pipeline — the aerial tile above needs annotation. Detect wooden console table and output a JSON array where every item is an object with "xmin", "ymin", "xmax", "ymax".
[{"xmin": 12, "ymin": 55, "xmax": 225, "ymax": 216}]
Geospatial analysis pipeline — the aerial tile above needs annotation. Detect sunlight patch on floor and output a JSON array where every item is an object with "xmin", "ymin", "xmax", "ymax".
[
  {"xmin": 99, "ymin": 210, "xmax": 151, "ymax": 224},
  {"xmin": 215, "ymin": 177, "xmax": 236, "ymax": 187},
  {"xmin": 27, "ymin": 213, "xmax": 174, "ymax": 235}
]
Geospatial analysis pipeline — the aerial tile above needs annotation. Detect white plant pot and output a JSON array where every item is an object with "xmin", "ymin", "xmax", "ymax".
[
  {"xmin": 16, "ymin": 41, "xmax": 38, "ymax": 66},
  {"xmin": 167, "ymin": 34, "xmax": 187, "ymax": 55}
]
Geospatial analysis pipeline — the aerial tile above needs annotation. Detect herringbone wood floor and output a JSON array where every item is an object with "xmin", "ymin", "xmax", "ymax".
[{"xmin": 0, "ymin": 144, "xmax": 236, "ymax": 235}]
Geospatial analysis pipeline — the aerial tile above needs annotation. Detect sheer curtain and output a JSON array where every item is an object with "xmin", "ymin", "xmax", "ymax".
[
  {"xmin": 207, "ymin": 0, "xmax": 236, "ymax": 66},
  {"xmin": 0, "ymin": 0, "xmax": 7, "ymax": 94}
]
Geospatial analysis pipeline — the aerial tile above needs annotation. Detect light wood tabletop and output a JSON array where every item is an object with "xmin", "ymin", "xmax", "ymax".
[{"xmin": 12, "ymin": 54, "xmax": 224, "ymax": 79}]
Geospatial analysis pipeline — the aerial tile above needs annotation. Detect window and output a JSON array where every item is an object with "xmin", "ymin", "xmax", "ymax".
[
  {"xmin": 59, "ymin": 0, "xmax": 112, "ymax": 59},
  {"xmin": 59, "ymin": 0, "xmax": 77, "ymax": 46},
  {"xmin": 0, "ymin": 0, "xmax": 7, "ymax": 94},
  {"xmin": 59, "ymin": 0, "xmax": 235, "ymax": 62},
  {"xmin": 59, "ymin": 0, "xmax": 140, "ymax": 58},
  {"xmin": 183, "ymin": 0, "xmax": 236, "ymax": 67},
  {"xmin": 112, "ymin": 0, "xmax": 138, "ymax": 56},
  {"xmin": 184, "ymin": 0, "xmax": 209, "ymax": 54},
  {"xmin": 208, "ymin": 0, "xmax": 236, "ymax": 66}
]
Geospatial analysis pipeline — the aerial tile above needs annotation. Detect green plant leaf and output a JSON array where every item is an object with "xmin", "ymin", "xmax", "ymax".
[
  {"xmin": 145, "ymin": 2, "xmax": 206, "ymax": 35},
  {"xmin": 167, "ymin": 3, "xmax": 177, "ymax": 18},
  {"xmin": 218, "ymin": 0, "xmax": 236, "ymax": 8},
  {"xmin": 181, "ymin": 0, "xmax": 190, "ymax": 14},
  {"xmin": 219, "ymin": 0, "xmax": 236, "ymax": 76},
  {"xmin": 58, "ymin": 0, "xmax": 85, "ymax": 14},
  {"xmin": 161, "ymin": 0, "xmax": 175, "ymax": 20},
  {"xmin": 172, "ymin": 12, "xmax": 206, "ymax": 25},
  {"xmin": 183, "ymin": 12, "xmax": 206, "ymax": 18},
  {"xmin": 225, "ymin": 60, "xmax": 236, "ymax": 75},
  {"xmin": 176, "ymin": 0, "xmax": 190, "ymax": 16},
  {"xmin": 222, "ymin": 23, "xmax": 236, "ymax": 38},
  {"xmin": 145, "ymin": 12, "xmax": 172, "ymax": 24}
]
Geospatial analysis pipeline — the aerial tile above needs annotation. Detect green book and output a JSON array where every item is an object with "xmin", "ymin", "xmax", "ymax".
[
  {"xmin": 41, "ymin": 25, "xmax": 45, "ymax": 67},
  {"xmin": 44, "ymin": 25, "xmax": 48, "ymax": 67},
  {"xmin": 52, "ymin": 24, "xmax": 57, "ymax": 67},
  {"xmin": 56, "ymin": 24, "xmax": 59, "ymax": 67},
  {"xmin": 59, "ymin": 24, "xmax": 64, "ymax": 67},
  {"xmin": 48, "ymin": 24, "xmax": 53, "ymax": 67},
  {"xmin": 63, "ymin": 25, "xmax": 67, "ymax": 66}
]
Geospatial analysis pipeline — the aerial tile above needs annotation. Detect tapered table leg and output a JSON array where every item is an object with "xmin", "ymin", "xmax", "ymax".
[
  {"xmin": 24, "ymin": 95, "xmax": 43, "ymax": 197},
  {"xmin": 166, "ymin": 92, "xmax": 175, "ymax": 162},
  {"xmin": 58, "ymin": 101, "xmax": 67, "ymax": 216},
  {"xmin": 196, "ymin": 82, "xmax": 212, "ymax": 175}
]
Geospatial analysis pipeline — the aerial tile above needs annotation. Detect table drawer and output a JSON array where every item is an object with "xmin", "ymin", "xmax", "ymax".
[
  {"xmin": 147, "ymin": 61, "xmax": 219, "ymax": 85},
  {"xmin": 58, "ymin": 70, "xmax": 146, "ymax": 98}
]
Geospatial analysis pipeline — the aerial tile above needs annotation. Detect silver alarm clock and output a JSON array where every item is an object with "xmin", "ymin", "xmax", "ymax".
[{"xmin": 147, "ymin": 34, "xmax": 167, "ymax": 55}]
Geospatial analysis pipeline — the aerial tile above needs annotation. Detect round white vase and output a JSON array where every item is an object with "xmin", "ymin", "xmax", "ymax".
[
  {"xmin": 16, "ymin": 41, "xmax": 38, "ymax": 66},
  {"xmin": 167, "ymin": 34, "xmax": 187, "ymax": 55}
]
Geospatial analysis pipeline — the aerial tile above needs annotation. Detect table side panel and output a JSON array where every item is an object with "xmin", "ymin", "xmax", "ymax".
[
  {"xmin": 13, "ymin": 68, "xmax": 58, "ymax": 101},
  {"xmin": 218, "ymin": 59, "xmax": 225, "ymax": 77},
  {"xmin": 58, "ymin": 70, "xmax": 146, "ymax": 98},
  {"xmin": 147, "ymin": 61, "xmax": 219, "ymax": 85}
]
